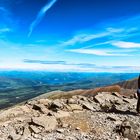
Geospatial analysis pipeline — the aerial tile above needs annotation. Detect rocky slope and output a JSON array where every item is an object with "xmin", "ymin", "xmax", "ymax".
[{"xmin": 0, "ymin": 90, "xmax": 139, "ymax": 140}]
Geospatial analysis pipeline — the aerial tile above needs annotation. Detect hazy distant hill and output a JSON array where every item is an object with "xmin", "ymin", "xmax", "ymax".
[
  {"xmin": 0, "ymin": 71, "xmax": 138, "ymax": 89},
  {"xmin": 117, "ymin": 78, "xmax": 138, "ymax": 89}
]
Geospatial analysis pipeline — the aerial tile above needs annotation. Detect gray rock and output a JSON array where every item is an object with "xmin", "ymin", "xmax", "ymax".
[
  {"xmin": 67, "ymin": 98, "xmax": 78, "ymax": 104},
  {"xmin": 8, "ymin": 126, "xmax": 21, "ymax": 140},
  {"xmin": 56, "ymin": 128, "xmax": 65, "ymax": 133},
  {"xmin": 94, "ymin": 93, "xmax": 123, "ymax": 105},
  {"xmin": 32, "ymin": 104, "xmax": 50, "ymax": 114},
  {"xmin": 29, "ymin": 125, "xmax": 41, "ymax": 134},
  {"xmin": 81, "ymin": 102, "xmax": 94, "ymax": 111},
  {"xmin": 31, "ymin": 115, "xmax": 58, "ymax": 132},
  {"xmin": 68, "ymin": 104, "xmax": 83, "ymax": 111},
  {"xmin": 73, "ymin": 95, "xmax": 87, "ymax": 101},
  {"xmin": 21, "ymin": 126, "xmax": 31, "ymax": 139},
  {"xmin": 116, "ymin": 119, "xmax": 139, "ymax": 139},
  {"xmin": 107, "ymin": 114, "xmax": 119, "ymax": 121},
  {"xmin": 49, "ymin": 99, "xmax": 63, "ymax": 111},
  {"xmin": 111, "ymin": 92, "xmax": 121, "ymax": 98},
  {"xmin": 123, "ymin": 98, "xmax": 132, "ymax": 104},
  {"xmin": 37, "ymin": 98, "xmax": 51, "ymax": 106}
]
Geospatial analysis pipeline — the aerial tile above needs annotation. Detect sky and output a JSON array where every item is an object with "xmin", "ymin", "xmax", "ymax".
[{"xmin": 0, "ymin": 0, "xmax": 140, "ymax": 72}]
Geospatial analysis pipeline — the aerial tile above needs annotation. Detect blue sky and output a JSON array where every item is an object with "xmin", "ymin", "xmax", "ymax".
[{"xmin": 0, "ymin": 0, "xmax": 140, "ymax": 72}]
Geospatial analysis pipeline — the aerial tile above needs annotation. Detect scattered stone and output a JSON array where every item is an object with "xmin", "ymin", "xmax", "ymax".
[
  {"xmin": 56, "ymin": 128, "xmax": 65, "ymax": 133},
  {"xmin": 64, "ymin": 136, "xmax": 77, "ymax": 140},
  {"xmin": 29, "ymin": 125, "xmax": 41, "ymax": 134},
  {"xmin": 107, "ymin": 115, "xmax": 119, "ymax": 121},
  {"xmin": 62, "ymin": 123, "xmax": 69, "ymax": 128}
]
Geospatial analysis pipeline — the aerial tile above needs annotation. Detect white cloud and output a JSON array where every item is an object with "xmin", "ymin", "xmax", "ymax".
[
  {"xmin": 0, "ymin": 61, "xmax": 140, "ymax": 73},
  {"xmin": 68, "ymin": 49, "xmax": 130, "ymax": 56},
  {"xmin": 112, "ymin": 41, "xmax": 140, "ymax": 48},
  {"xmin": 28, "ymin": 0, "xmax": 57, "ymax": 37},
  {"xmin": 61, "ymin": 28, "xmax": 124, "ymax": 46}
]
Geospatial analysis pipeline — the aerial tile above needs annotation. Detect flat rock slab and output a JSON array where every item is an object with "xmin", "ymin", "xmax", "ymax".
[{"xmin": 31, "ymin": 115, "xmax": 58, "ymax": 132}]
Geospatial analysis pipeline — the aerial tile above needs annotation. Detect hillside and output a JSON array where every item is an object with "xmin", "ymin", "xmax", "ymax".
[
  {"xmin": 117, "ymin": 78, "xmax": 138, "ymax": 89},
  {"xmin": 0, "ymin": 77, "xmax": 139, "ymax": 139},
  {"xmin": 0, "ymin": 90, "xmax": 139, "ymax": 140}
]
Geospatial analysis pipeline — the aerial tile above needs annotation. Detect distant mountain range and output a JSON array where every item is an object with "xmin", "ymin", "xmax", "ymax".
[{"xmin": 0, "ymin": 71, "xmax": 139, "ymax": 109}]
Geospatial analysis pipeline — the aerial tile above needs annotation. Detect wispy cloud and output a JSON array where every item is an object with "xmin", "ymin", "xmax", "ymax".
[
  {"xmin": 112, "ymin": 41, "xmax": 140, "ymax": 48},
  {"xmin": 22, "ymin": 59, "xmax": 140, "ymax": 72},
  {"xmin": 60, "ymin": 25, "xmax": 134, "ymax": 47},
  {"xmin": 23, "ymin": 59, "xmax": 66, "ymax": 65},
  {"xmin": 60, "ymin": 15, "xmax": 140, "ymax": 52},
  {"xmin": 67, "ymin": 49, "xmax": 131, "ymax": 56},
  {"xmin": 61, "ymin": 32, "xmax": 111, "ymax": 46},
  {"xmin": 28, "ymin": 0, "xmax": 57, "ymax": 37}
]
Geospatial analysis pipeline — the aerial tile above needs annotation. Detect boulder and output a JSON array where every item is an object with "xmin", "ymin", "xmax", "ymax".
[
  {"xmin": 31, "ymin": 115, "xmax": 58, "ymax": 132},
  {"xmin": 49, "ymin": 99, "xmax": 63, "ymax": 111},
  {"xmin": 68, "ymin": 104, "xmax": 83, "ymax": 111},
  {"xmin": 94, "ymin": 93, "xmax": 123, "ymax": 105},
  {"xmin": 0, "ymin": 106, "xmax": 30, "ymax": 122},
  {"xmin": 81, "ymin": 102, "xmax": 94, "ymax": 111},
  {"xmin": 7, "ymin": 126, "xmax": 22, "ymax": 140},
  {"xmin": 32, "ymin": 104, "xmax": 49, "ymax": 114},
  {"xmin": 67, "ymin": 98, "xmax": 78, "ymax": 104},
  {"xmin": 21, "ymin": 126, "xmax": 31, "ymax": 139}
]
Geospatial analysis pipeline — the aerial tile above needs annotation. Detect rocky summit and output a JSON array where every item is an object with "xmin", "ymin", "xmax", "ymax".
[{"xmin": 0, "ymin": 91, "xmax": 139, "ymax": 140}]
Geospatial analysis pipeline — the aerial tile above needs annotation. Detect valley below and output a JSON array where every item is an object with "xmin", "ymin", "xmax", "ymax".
[{"xmin": 0, "ymin": 71, "xmax": 138, "ymax": 109}]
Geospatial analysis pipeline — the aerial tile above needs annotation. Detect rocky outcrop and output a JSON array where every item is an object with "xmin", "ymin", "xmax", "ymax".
[{"xmin": 0, "ymin": 91, "xmax": 139, "ymax": 140}]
